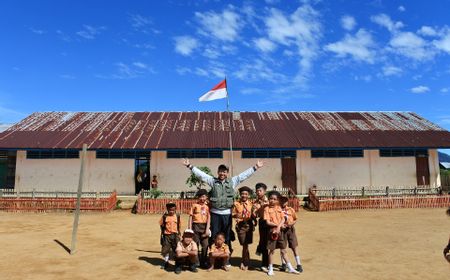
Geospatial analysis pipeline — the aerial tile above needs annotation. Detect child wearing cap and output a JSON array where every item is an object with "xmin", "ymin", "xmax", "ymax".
[
  {"xmin": 207, "ymin": 232, "xmax": 230, "ymax": 272},
  {"xmin": 252, "ymin": 182, "xmax": 269, "ymax": 272},
  {"xmin": 232, "ymin": 186, "xmax": 255, "ymax": 270},
  {"xmin": 174, "ymin": 229, "xmax": 199, "ymax": 274},
  {"xmin": 279, "ymin": 196, "xmax": 303, "ymax": 273},
  {"xmin": 188, "ymin": 188, "xmax": 210, "ymax": 268},
  {"xmin": 263, "ymin": 191, "xmax": 299, "ymax": 276},
  {"xmin": 159, "ymin": 202, "xmax": 181, "ymax": 270}
]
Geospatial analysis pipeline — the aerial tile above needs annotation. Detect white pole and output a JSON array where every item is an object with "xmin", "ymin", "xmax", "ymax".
[
  {"xmin": 70, "ymin": 143, "xmax": 87, "ymax": 254},
  {"xmin": 226, "ymin": 78, "xmax": 234, "ymax": 176}
]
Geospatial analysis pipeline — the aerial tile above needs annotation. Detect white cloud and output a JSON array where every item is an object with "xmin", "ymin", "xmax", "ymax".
[
  {"xmin": 234, "ymin": 59, "xmax": 287, "ymax": 83},
  {"xmin": 382, "ymin": 65, "xmax": 403, "ymax": 76},
  {"xmin": 371, "ymin": 13, "xmax": 404, "ymax": 32},
  {"xmin": 174, "ymin": 36, "xmax": 199, "ymax": 56},
  {"xmin": 0, "ymin": 123, "xmax": 12, "ymax": 132},
  {"xmin": 133, "ymin": 62, "xmax": 148, "ymax": 69},
  {"xmin": 389, "ymin": 31, "xmax": 433, "ymax": 61},
  {"xmin": 433, "ymin": 32, "xmax": 450, "ymax": 53},
  {"xmin": 354, "ymin": 75, "xmax": 372, "ymax": 82},
  {"xmin": 410, "ymin": 85, "xmax": 430, "ymax": 93},
  {"xmin": 324, "ymin": 29, "xmax": 376, "ymax": 63},
  {"xmin": 254, "ymin": 37, "xmax": 277, "ymax": 53},
  {"xmin": 76, "ymin": 25, "xmax": 106, "ymax": 40},
  {"xmin": 29, "ymin": 27, "xmax": 46, "ymax": 35},
  {"xmin": 341, "ymin": 15, "xmax": 356, "ymax": 31},
  {"xmin": 129, "ymin": 14, "xmax": 160, "ymax": 34},
  {"xmin": 59, "ymin": 74, "xmax": 76, "ymax": 79},
  {"xmin": 195, "ymin": 8, "xmax": 241, "ymax": 42},
  {"xmin": 440, "ymin": 87, "xmax": 449, "ymax": 93},
  {"xmin": 398, "ymin": 6, "xmax": 406, "ymax": 12},
  {"xmin": 418, "ymin": 26, "xmax": 438, "ymax": 37},
  {"xmin": 264, "ymin": 5, "xmax": 322, "ymax": 83}
]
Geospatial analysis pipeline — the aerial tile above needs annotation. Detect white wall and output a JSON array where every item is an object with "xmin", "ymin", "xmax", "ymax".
[{"xmin": 15, "ymin": 150, "xmax": 135, "ymax": 194}]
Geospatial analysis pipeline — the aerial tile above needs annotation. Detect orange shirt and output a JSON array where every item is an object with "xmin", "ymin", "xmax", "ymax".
[
  {"xmin": 189, "ymin": 203, "xmax": 209, "ymax": 224},
  {"xmin": 253, "ymin": 196, "xmax": 269, "ymax": 218},
  {"xmin": 159, "ymin": 214, "xmax": 180, "ymax": 235},
  {"xmin": 263, "ymin": 205, "xmax": 283, "ymax": 226},
  {"xmin": 233, "ymin": 200, "xmax": 253, "ymax": 222},
  {"xmin": 282, "ymin": 206, "xmax": 297, "ymax": 226},
  {"xmin": 210, "ymin": 243, "xmax": 230, "ymax": 255}
]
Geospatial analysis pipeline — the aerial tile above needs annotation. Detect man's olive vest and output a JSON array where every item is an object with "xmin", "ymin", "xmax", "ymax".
[{"xmin": 209, "ymin": 179, "xmax": 234, "ymax": 210}]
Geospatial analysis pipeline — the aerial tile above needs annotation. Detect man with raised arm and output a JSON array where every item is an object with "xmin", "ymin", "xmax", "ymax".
[{"xmin": 182, "ymin": 158, "xmax": 264, "ymax": 258}]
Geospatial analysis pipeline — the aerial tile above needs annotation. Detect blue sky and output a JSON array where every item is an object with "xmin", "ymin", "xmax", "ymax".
[{"xmin": 1, "ymin": 0, "xmax": 450, "ymax": 139}]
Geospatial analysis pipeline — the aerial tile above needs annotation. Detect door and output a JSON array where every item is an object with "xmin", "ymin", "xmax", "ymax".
[
  {"xmin": 0, "ymin": 151, "xmax": 16, "ymax": 189},
  {"xmin": 281, "ymin": 158, "xmax": 297, "ymax": 195},
  {"xmin": 415, "ymin": 156, "xmax": 430, "ymax": 186},
  {"xmin": 135, "ymin": 159, "xmax": 150, "ymax": 194}
]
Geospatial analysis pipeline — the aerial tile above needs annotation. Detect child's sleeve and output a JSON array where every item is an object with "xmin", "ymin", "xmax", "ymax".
[
  {"xmin": 263, "ymin": 207, "xmax": 270, "ymax": 221},
  {"xmin": 189, "ymin": 205, "xmax": 195, "ymax": 216}
]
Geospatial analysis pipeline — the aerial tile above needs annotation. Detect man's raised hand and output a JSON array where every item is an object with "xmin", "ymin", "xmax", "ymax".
[
  {"xmin": 255, "ymin": 160, "xmax": 264, "ymax": 169},
  {"xmin": 182, "ymin": 158, "xmax": 190, "ymax": 167}
]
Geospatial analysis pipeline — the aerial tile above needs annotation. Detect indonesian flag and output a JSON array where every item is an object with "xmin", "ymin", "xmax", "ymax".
[{"xmin": 199, "ymin": 79, "xmax": 228, "ymax": 102}]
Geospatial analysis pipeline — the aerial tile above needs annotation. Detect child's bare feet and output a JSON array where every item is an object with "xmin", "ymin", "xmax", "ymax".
[
  {"xmin": 222, "ymin": 265, "xmax": 229, "ymax": 271},
  {"xmin": 240, "ymin": 263, "xmax": 245, "ymax": 270},
  {"xmin": 207, "ymin": 266, "xmax": 214, "ymax": 272}
]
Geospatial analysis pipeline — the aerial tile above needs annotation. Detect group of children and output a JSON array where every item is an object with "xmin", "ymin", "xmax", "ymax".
[{"xmin": 159, "ymin": 183, "xmax": 303, "ymax": 276}]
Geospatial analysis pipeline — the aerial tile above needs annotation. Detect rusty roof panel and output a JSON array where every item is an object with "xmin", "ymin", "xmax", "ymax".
[{"xmin": 0, "ymin": 111, "xmax": 449, "ymax": 149}]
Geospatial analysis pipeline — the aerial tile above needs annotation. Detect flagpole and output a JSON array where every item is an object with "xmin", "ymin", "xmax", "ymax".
[{"xmin": 225, "ymin": 77, "xmax": 234, "ymax": 177}]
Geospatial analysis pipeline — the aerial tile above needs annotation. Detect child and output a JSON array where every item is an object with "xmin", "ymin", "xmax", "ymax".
[
  {"xmin": 188, "ymin": 188, "xmax": 211, "ymax": 268},
  {"xmin": 232, "ymin": 186, "xmax": 255, "ymax": 270},
  {"xmin": 279, "ymin": 196, "xmax": 303, "ymax": 273},
  {"xmin": 207, "ymin": 232, "xmax": 230, "ymax": 272},
  {"xmin": 159, "ymin": 202, "xmax": 181, "ymax": 270},
  {"xmin": 174, "ymin": 229, "xmax": 199, "ymax": 274},
  {"xmin": 252, "ymin": 182, "xmax": 269, "ymax": 272},
  {"xmin": 263, "ymin": 191, "xmax": 299, "ymax": 276}
]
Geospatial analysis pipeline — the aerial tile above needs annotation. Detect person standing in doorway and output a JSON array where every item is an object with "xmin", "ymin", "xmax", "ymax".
[
  {"xmin": 151, "ymin": 175, "xmax": 158, "ymax": 189},
  {"xmin": 182, "ymin": 158, "xmax": 264, "ymax": 263}
]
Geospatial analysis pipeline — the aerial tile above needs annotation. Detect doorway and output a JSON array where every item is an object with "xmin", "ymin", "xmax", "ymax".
[
  {"xmin": 135, "ymin": 158, "xmax": 150, "ymax": 194},
  {"xmin": 415, "ymin": 155, "xmax": 430, "ymax": 186},
  {"xmin": 0, "ymin": 151, "xmax": 16, "ymax": 189},
  {"xmin": 281, "ymin": 158, "xmax": 297, "ymax": 194}
]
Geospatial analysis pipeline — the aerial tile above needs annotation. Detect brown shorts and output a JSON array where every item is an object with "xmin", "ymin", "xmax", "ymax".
[
  {"xmin": 161, "ymin": 233, "xmax": 179, "ymax": 257},
  {"xmin": 267, "ymin": 228, "xmax": 287, "ymax": 250},
  {"xmin": 235, "ymin": 221, "xmax": 253, "ymax": 245},
  {"xmin": 285, "ymin": 226, "xmax": 298, "ymax": 249}
]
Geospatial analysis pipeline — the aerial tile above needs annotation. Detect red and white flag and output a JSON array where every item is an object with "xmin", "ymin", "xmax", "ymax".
[{"xmin": 199, "ymin": 79, "xmax": 228, "ymax": 102}]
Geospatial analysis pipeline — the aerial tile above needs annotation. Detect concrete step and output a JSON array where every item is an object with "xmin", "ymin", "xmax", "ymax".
[{"xmin": 117, "ymin": 195, "xmax": 138, "ymax": 210}]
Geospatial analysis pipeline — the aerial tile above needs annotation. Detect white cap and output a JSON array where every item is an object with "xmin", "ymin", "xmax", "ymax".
[{"xmin": 183, "ymin": 229, "xmax": 195, "ymax": 236}]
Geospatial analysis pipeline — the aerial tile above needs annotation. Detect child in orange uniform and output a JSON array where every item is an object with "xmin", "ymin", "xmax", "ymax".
[
  {"xmin": 263, "ymin": 191, "xmax": 299, "ymax": 276},
  {"xmin": 207, "ymin": 232, "xmax": 230, "ymax": 272},
  {"xmin": 232, "ymin": 186, "xmax": 255, "ymax": 270},
  {"xmin": 175, "ymin": 229, "xmax": 199, "ymax": 274},
  {"xmin": 159, "ymin": 202, "xmax": 181, "ymax": 271},
  {"xmin": 279, "ymin": 196, "xmax": 303, "ymax": 273},
  {"xmin": 188, "ymin": 188, "xmax": 210, "ymax": 268}
]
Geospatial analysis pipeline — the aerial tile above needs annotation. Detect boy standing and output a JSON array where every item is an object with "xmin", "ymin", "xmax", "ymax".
[
  {"xmin": 174, "ymin": 229, "xmax": 199, "ymax": 274},
  {"xmin": 232, "ymin": 186, "xmax": 255, "ymax": 270},
  {"xmin": 252, "ymin": 182, "xmax": 269, "ymax": 272},
  {"xmin": 207, "ymin": 232, "xmax": 231, "ymax": 272},
  {"xmin": 264, "ymin": 191, "xmax": 299, "ymax": 276},
  {"xmin": 159, "ymin": 202, "xmax": 181, "ymax": 270},
  {"xmin": 279, "ymin": 196, "xmax": 303, "ymax": 273},
  {"xmin": 188, "ymin": 188, "xmax": 210, "ymax": 268}
]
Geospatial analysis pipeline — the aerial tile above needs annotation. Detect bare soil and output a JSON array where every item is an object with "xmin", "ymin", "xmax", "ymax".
[{"xmin": 0, "ymin": 208, "xmax": 449, "ymax": 280}]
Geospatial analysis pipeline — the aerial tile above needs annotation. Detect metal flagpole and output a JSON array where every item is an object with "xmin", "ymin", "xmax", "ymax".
[
  {"xmin": 70, "ymin": 143, "xmax": 87, "ymax": 254},
  {"xmin": 225, "ymin": 77, "xmax": 234, "ymax": 176}
]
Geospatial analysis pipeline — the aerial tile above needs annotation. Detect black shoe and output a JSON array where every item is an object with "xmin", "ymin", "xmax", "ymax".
[
  {"xmin": 190, "ymin": 264, "xmax": 198, "ymax": 272},
  {"xmin": 279, "ymin": 264, "xmax": 286, "ymax": 272},
  {"xmin": 296, "ymin": 265, "xmax": 303, "ymax": 273},
  {"xmin": 161, "ymin": 262, "xmax": 169, "ymax": 271},
  {"xmin": 175, "ymin": 265, "xmax": 182, "ymax": 274}
]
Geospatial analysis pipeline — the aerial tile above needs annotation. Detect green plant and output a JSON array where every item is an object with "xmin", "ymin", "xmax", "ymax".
[
  {"xmin": 150, "ymin": 188, "xmax": 163, "ymax": 198},
  {"xmin": 115, "ymin": 199, "xmax": 122, "ymax": 210},
  {"xmin": 186, "ymin": 166, "xmax": 213, "ymax": 189}
]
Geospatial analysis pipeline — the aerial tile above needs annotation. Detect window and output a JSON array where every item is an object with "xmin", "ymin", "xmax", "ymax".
[
  {"xmin": 379, "ymin": 148, "xmax": 428, "ymax": 157},
  {"xmin": 96, "ymin": 150, "xmax": 150, "ymax": 159},
  {"xmin": 26, "ymin": 149, "xmax": 80, "ymax": 159},
  {"xmin": 241, "ymin": 149, "xmax": 296, "ymax": 158},
  {"xmin": 311, "ymin": 149, "xmax": 364, "ymax": 158},
  {"xmin": 166, "ymin": 149, "xmax": 223, "ymax": 158}
]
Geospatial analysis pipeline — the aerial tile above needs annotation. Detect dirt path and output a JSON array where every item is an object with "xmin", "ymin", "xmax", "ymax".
[{"xmin": 0, "ymin": 208, "xmax": 449, "ymax": 280}]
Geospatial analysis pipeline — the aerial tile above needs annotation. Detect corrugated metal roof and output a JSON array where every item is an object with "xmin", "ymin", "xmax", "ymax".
[{"xmin": 0, "ymin": 111, "xmax": 449, "ymax": 149}]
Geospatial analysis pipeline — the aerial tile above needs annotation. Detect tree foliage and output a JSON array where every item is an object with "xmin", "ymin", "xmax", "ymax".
[{"xmin": 186, "ymin": 166, "xmax": 213, "ymax": 189}]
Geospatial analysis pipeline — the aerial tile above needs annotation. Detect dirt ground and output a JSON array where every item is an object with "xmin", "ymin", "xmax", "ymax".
[{"xmin": 0, "ymin": 208, "xmax": 449, "ymax": 280}]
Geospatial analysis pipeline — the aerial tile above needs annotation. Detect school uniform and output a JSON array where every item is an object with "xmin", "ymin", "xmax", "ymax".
[
  {"xmin": 282, "ymin": 206, "xmax": 298, "ymax": 248},
  {"xmin": 210, "ymin": 243, "xmax": 230, "ymax": 267},
  {"xmin": 189, "ymin": 203, "xmax": 209, "ymax": 265},
  {"xmin": 175, "ymin": 240, "xmax": 199, "ymax": 266},
  {"xmin": 263, "ymin": 205, "xmax": 287, "ymax": 250},
  {"xmin": 233, "ymin": 199, "xmax": 254, "ymax": 245},
  {"xmin": 159, "ymin": 214, "xmax": 180, "ymax": 257},
  {"xmin": 253, "ymin": 196, "xmax": 269, "ymax": 267}
]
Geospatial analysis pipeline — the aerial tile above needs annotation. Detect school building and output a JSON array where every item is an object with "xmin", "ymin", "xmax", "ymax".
[{"xmin": 0, "ymin": 111, "xmax": 449, "ymax": 195}]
